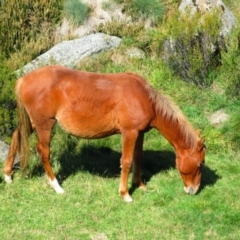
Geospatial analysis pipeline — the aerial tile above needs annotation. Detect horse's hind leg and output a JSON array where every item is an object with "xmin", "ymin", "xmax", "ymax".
[
  {"xmin": 3, "ymin": 129, "xmax": 20, "ymax": 183},
  {"xmin": 132, "ymin": 132, "xmax": 146, "ymax": 190},
  {"xmin": 36, "ymin": 119, "xmax": 64, "ymax": 194}
]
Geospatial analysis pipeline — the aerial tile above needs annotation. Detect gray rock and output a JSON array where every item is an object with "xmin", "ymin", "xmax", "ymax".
[
  {"xmin": 16, "ymin": 33, "xmax": 121, "ymax": 76},
  {"xmin": 178, "ymin": 0, "xmax": 237, "ymax": 36},
  {"xmin": 208, "ymin": 109, "xmax": 230, "ymax": 127},
  {"xmin": 0, "ymin": 140, "xmax": 19, "ymax": 163},
  {"xmin": 126, "ymin": 47, "xmax": 145, "ymax": 59},
  {"xmin": 0, "ymin": 141, "xmax": 9, "ymax": 162}
]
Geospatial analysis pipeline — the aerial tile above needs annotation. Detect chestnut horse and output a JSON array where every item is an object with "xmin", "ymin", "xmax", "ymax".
[{"xmin": 3, "ymin": 65, "xmax": 206, "ymax": 202}]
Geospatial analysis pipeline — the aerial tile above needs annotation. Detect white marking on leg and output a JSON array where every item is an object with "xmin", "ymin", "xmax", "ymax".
[
  {"xmin": 123, "ymin": 194, "xmax": 133, "ymax": 203},
  {"xmin": 48, "ymin": 178, "xmax": 65, "ymax": 194},
  {"xmin": 4, "ymin": 174, "xmax": 12, "ymax": 184},
  {"xmin": 118, "ymin": 186, "xmax": 133, "ymax": 203}
]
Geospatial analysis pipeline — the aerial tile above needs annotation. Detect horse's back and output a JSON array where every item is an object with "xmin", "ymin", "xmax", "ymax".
[{"xmin": 17, "ymin": 65, "xmax": 155, "ymax": 137}]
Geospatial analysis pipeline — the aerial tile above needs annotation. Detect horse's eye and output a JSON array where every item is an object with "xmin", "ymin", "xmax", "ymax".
[{"xmin": 198, "ymin": 161, "xmax": 204, "ymax": 168}]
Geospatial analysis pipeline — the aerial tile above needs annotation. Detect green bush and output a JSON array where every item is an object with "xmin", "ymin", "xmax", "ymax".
[
  {"xmin": 130, "ymin": 0, "xmax": 165, "ymax": 23},
  {"xmin": 0, "ymin": 0, "xmax": 62, "ymax": 58},
  {"xmin": 97, "ymin": 18, "xmax": 145, "ymax": 39},
  {"xmin": 150, "ymin": 9, "xmax": 223, "ymax": 87},
  {"xmin": 114, "ymin": 0, "xmax": 165, "ymax": 24},
  {"xmin": 63, "ymin": 0, "xmax": 90, "ymax": 26},
  {"xmin": 220, "ymin": 26, "xmax": 240, "ymax": 99},
  {"xmin": 0, "ymin": 53, "xmax": 16, "ymax": 143}
]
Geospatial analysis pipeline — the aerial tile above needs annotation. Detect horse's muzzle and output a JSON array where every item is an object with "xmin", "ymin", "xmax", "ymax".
[{"xmin": 184, "ymin": 185, "xmax": 199, "ymax": 195}]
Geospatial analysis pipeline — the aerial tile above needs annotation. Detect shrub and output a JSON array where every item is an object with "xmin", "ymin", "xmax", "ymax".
[
  {"xmin": 130, "ymin": 0, "xmax": 165, "ymax": 23},
  {"xmin": 0, "ymin": 0, "xmax": 62, "ymax": 58},
  {"xmin": 0, "ymin": 53, "xmax": 16, "ymax": 143},
  {"xmin": 150, "ymin": 9, "xmax": 223, "ymax": 87},
  {"xmin": 97, "ymin": 18, "xmax": 145, "ymax": 39},
  {"xmin": 114, "ymin": 0, "xmax": 165, "ymax": 25},
  {"xmin": 63, "ymin": 0, "xmax": 90, "ymax": 26},
  {"xmin": 220, "ymin": 26, "xmax": 240, "ymax": 100}
]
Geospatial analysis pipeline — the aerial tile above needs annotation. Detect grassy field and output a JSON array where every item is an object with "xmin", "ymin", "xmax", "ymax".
[{"xmin": 0, "ymin": 51, "xmax": 240, "ymax": 240}]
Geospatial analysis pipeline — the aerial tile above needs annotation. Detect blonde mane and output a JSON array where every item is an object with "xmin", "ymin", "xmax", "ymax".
[{"xmin": 145, "ymin": 83, "xmax": 197, "ymax": 149}]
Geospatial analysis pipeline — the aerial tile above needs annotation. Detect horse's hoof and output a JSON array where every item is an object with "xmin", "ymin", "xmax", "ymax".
[
  {"xmin": 123, "ymin": 194, "xmax": 133, "ymax": 203},
  {"xmin": 55, "ymin": 187, "xmax": 65, "ymax": 194},
  {"xmin": 4, "ymin": 174, "xmax": 12, "ymax": 184},
  {"xmin": 48, "ymin": 178, "xmax": 65, "ymax": 194},
  {"xmin": 138, "ymin": 184, "xmax": 146, "ymax": 190}
]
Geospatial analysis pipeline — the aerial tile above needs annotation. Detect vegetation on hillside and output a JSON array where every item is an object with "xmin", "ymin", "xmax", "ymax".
[{"xmin": 63, "ymin": 0, "xmax": 90, "ymax": 26}]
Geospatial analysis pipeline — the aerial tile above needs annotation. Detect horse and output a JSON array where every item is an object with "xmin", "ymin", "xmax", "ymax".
[{"xmin": 3, "ymin": 65, "xmax": 206, "ymax": 202}]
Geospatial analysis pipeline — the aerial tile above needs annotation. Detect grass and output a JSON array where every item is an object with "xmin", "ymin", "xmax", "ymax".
[
  {"xmin": 63, "ymin": 0, "xmax": 90, "ymax": 26},
  {"xmin": 1, "ymin": 52, "xmax": 240, "ymax": 239},
  {"xmin": 0, "ymin": 149, "xmax": 239, "ymax": 239}
]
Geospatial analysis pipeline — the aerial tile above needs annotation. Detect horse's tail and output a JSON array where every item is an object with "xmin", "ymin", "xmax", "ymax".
[{"xmin": 15, "ymin": 78, "xmax": 33, "ymax": 170}]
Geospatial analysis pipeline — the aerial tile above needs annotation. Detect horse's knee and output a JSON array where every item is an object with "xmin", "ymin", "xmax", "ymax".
[{"xmin": 121, "ymin": 159, "xmax": 132, "ymax": 170}]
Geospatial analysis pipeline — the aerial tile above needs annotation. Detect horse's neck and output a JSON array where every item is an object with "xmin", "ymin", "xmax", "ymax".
[{"xmin": 153, "ymin": 111, "xmax": 190, "ymax": 152}]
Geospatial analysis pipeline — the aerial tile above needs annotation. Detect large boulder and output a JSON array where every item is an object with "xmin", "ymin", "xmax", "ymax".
[{"xmin": 16, "ymin": 33, "xmax": 121, "ymax": 76}]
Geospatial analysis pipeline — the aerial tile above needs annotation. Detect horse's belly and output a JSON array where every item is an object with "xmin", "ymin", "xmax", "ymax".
[{"xmin": 56, "ymin": 113, "xmax": 119, "ymax": 139}]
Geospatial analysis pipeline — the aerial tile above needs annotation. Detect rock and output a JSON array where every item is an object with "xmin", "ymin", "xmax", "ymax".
[
  {"xmin": 16, "ymin": 33, "xmax": 121, "ymax": 76},
  {"xmin": 178, "ymin": 0, "xmax": 237, "ymax": 36},
  {"xmin": 126, "ymin": 47, "xmax": 145, "ymax": 59},
  {"xmin": 91, "ymin": 233, "xmax": 108, "ymax": 240},
  {"xmin": 0, "ymin": 140, "xmax": 19, "ymax": 163},
  {"xmin": 208, "ymin": 109, "xmax": 230, "ymax": 127},
  {"xmin": 0, "ymin": 141, "xmax": 8, "ymax": 162},
  {"xmin": 57, "ymin": 0, "xmax": 124, "ymax": 39}
]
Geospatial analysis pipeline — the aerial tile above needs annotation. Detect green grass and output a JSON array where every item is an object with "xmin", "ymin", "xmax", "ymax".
[
  {"xmin": 63, "ymin": 0, "xmax": 90, "ymax": 26},
  {"xmin": 0, "ymin": 150, "xmax": 240, "ymax": 239}
]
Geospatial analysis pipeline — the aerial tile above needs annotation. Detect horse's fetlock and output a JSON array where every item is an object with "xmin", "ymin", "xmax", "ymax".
[{"xmin": 4, "ymin": 174, "xmax": 13, "ymax": 184}]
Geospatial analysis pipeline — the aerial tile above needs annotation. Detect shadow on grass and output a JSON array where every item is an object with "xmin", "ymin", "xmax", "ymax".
[
  {"xmin": 55, "ymin": 145, "xmax": 177, "ymax": 185},
  {"xmin": 198, "ymin": 165, "xmax": 221, "ymax": 194},
  {"xmin": 30, "ymin": 142, "xmax": 220, "ymax": 192},
  {"xmin": 13, "ymin": 142, "xmax": 220, "ymax": 194}
]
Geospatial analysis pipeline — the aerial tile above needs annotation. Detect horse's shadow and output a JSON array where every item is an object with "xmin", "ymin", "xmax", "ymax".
[
  {"xmin": 20, "ymin": 142, "xmax": 220, "ymax": 193},
  {"xmin": 56, "ymin": 145, "xmax": 177, "ymax": 186}
]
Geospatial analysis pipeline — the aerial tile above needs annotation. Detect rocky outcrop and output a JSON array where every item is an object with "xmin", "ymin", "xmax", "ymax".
[
  {"xmin": 58, "ymin": 0, "xmax": 124, "ymax": 38},
  {"xmin": 178, "ymin": 0, "xmax": 237, "ymax": 36},
  {"xmin": 16, "ymin": 33, "xmax": 121, "ymax": 76}
]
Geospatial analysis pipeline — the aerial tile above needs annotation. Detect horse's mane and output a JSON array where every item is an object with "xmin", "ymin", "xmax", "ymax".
[{"xmin": 145, "ymin": 83, "xmax": 197, "ymax": 149}]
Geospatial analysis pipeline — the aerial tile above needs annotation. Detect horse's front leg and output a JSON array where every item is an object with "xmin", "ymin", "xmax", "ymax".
[
  {"xmin": 3, "ymin": 129, "xmax": 20, "ymax": 183},
  {"xmin": 36, "ymin": 123, "xmax": 64, "ymax": 194},
  {"xmin": 132, "ymin": 132, "xmax": 146, "ymax": 190},
  {"xmin": 119, "ymin": 130, "xmax": 138, "ymax": 203}
]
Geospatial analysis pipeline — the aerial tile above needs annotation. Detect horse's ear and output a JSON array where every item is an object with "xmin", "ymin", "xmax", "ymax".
[
  {"xmin": 195, "ymin": 129, "xmax": 201, "ymax": 137},
  {"xmin": 198, "ymin": 137, "xmax": 206, "ymax": 151}
]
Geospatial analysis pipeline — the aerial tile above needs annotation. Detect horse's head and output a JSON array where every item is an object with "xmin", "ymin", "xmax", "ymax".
[{"xmin": 176, "ymin": 130, "xmax": 206, "ymax": 195}]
